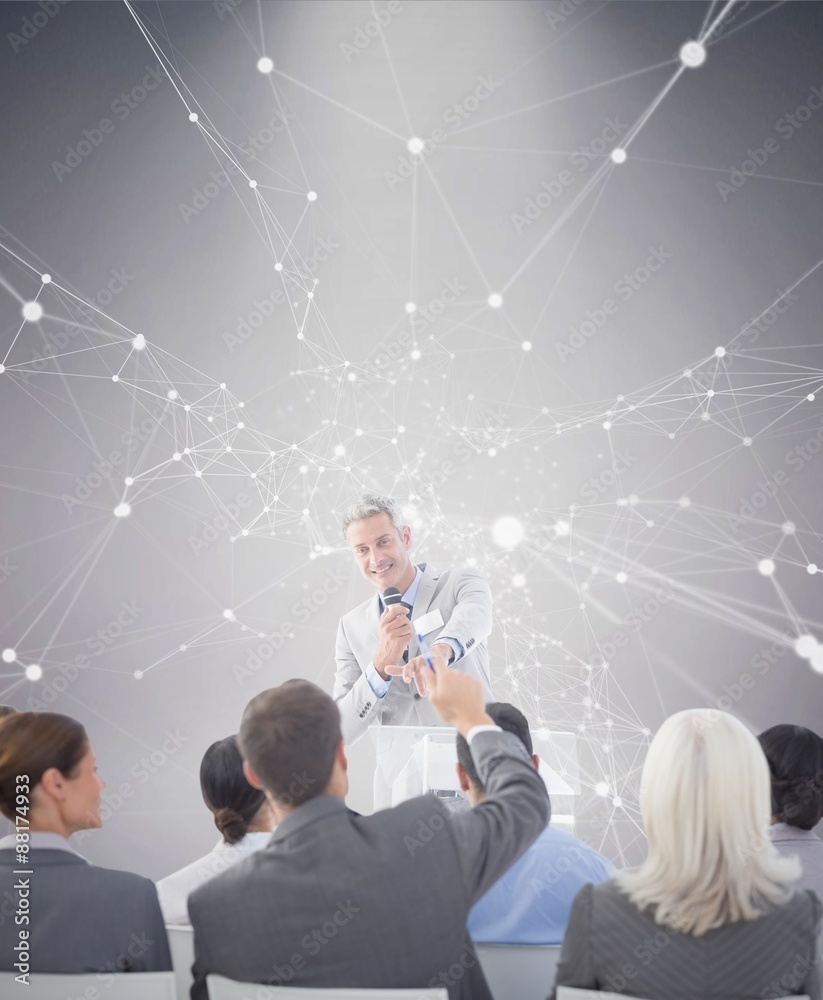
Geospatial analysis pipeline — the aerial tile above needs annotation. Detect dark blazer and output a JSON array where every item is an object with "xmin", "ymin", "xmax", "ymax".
[
  {"xmin": 0, "ymin": 844, "xmax": 172, "ymax": 974},
  {"xmin": 552, "ymin": 879, "xmax": 823, "ymax": 1000},
  {"xmin": 188, "ymin": 730, "xmax": 550, "ymax": 1000}
]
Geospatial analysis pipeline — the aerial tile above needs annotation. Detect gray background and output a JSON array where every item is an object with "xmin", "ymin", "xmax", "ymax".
[{"xmin": 0, "ymin": 0, "xmax": 822, "ymax": 878}]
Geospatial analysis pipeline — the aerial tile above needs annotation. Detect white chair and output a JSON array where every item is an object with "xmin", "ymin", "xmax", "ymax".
[
  {"xmin": 206, "ymin": 976, "xmax": 448, "ymax": 999},
  {"xmin": 167, "ymin": 925, "xmax": 196, "ymax": 1000},
  {"xmin": 0, "ymin": 971, "xmax": 176, "ymax": 999},
  {"xmin": 557, "ymin": 992, "xmax": 810, "ymax": 1000},
  {"xmin": 477, "ymin": 943, "xmax": 561, "ymax": 1000}
]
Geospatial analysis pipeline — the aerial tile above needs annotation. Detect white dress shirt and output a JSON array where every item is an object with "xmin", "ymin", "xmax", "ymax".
[{"xmin": 157, "ymin": 830, "xmax": 273, "ymax": 925}]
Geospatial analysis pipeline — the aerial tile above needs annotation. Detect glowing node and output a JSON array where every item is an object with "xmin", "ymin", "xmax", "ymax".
[
  {"xmin": 25, "ymin": 664, "xmax": 42, "ymax": 682},
  {"xmin": 257, "ymin": 56, "xmax": 274, "ymax": 73},
  {"xmin": 220, "ymin": 382, "xmax": 226, "ymax": 389},
  {"xmin": 306, "ymin": 190, "xmax": 317, "ymax": 202},
  {"xmin": 274, "ymin": 262, "xmax": 283, "ymax": 272},
  {"xmin": 603, "ymin": 421, "xmax": 612, "ymax": 430},
  {"xmin": 347, "ymin": 372, "xmax": 356, "ymax": 381},
  {"xmin": 41, "ymin": 273, "xmax": 51, "ymax": 283},
  {"xmin": 180, "ymin": 644, "xmax": 187, "ymax": 652},
  {"xmin": 701, "ymin": 412, "xmax": 711, "ymax": 421},
  {"xmin": 124, "ymin": 476, "xmax": 134, "ymax": 486},
  {"xmin": 1, "ymin": 649, "xmax": 16, "ymax": 663},
  {"xmin": 613, "ymin": 796, "xmax": 623, "ymax": 808},
  {"xmin": 491, "ymin": 516, "xmax": 525, "ymax": 548},
  {"xmin": 114, "ymin": 503, "xmax": 131, "ymax": 518},
  {"xmin": 522, "ymin": 341, "xmax": 532, "ymax": 351},
  {"xmin": 241, "ymin": 528, "xmax": 249, "ymax": 536},
  {"xmin": 132, "ymin": 334, "xmax": 146, "ymax": 350},
  {"xmin": 743, "ymin": 437, "xmax": 752, "ymax": 446},
  {"xmin": 795, "ymin": 635, "xmax": 818, "ymax": 659},
  {"xmin": 194, "ymin": 470, "xmax": 202, "ymax": 478},
  {"xmin": 405, "ymin": 302, "xmax": 417, "ymax": 314},
  {"xmin": 595, "ymin": 781, "xmax": 610, "ymax": 796},
  {"xmin": 237, "ymin": 422, "xmax": 245, "ymax": 429},
  {"xmin": 223, "ymin": 609, "xmax": 236, "ymax": 621},
  {"xmin": 488, "ymin": 293, "xmax": 503, "ymax": 308},
  {"xmin": 207, "ymin": 416, "xmax": 213, "ymax": 423},
  {"xmin": 758, "ymin": 558, "xmax": 775, "ymax": 576},
  {"xmin": 172, "ymin": 452, "xmax": 181, "ymax": 461},
  {"xmin": 334, "ymin": 444, "xmax": 345, "ymax": 456},
  {"xmin": 610, "ymin": 148, "xmax": 627, "ymax": 164},
  {"xmin": 679, "ymin": 496, "xmax": 690, "ymax": 508},
  {"xmin": 249, "ymin": 179, "xmax": 257, "ymax": 189},
  {"xmin": 355, "ymin": 428, "xmax": 363, "ymax": 436},
  {"xmin": 616, "ymin": 571, "xmax": 628, "ymax": 584},
  {"xmin": 808, "ymin": 394, "xmax": 815, "ymax": 402},
  {"xmin": 782, "ymin": 521, "xmax": 795, "ymax": 535},
  {"xmin": 808, "ymin": 563, "xmax": 818, "ymax": 575},
  {"xmin": 668, "ymin": 433, "xmax": 675, "ymax": 440},
  {"xmin": 167, "ymin": 390, "xmax": 178, "ymax": 400},
  {"xmin": 184, "ymin": 404, "xmax": 191, "ymax": 411},
  {"xmin": 811, "ymin": 645, "xmax": 823, "ymax": 674},
  {"xmin": 407, "ymin": 137, "xmax": 424, "ymax": 155},
  {"xmin": 707, "ymin": 389, "xmax": 715, "ymax": 397},
  {"xmin": 307, "ymin": 292, "xmax": 314, "ymax": 300},
  {"xmin": 715, "ymin": 346, "xmax": 726, "ymax": 357},
  {"xmin": 112, "ymin": 375, "xmax": 119, "ymax": 382},
  {"xmin": 512, "ymin": 574, "xmax": 526, "ymax": 588},
  {"xmin": 411, "ymin": 349, "xmax": 421, "ymax": 360},
  {"xmin": 133, "ymin": 670, "xmax": 143, "ymax": 679},
  {"xmin": 680, "ymin": 40, "xmax": 706, "ymax": 68},
  {"xmin": 0, "ymin": 365, "xmax": 4, "ymax": 374},
  {"xmin": 22, "ymin": 301, "xmax": 43, "ymax": 322},
  {"xmin": 225, "ymin": 445, "xmax": 232, "ymax": 453}
]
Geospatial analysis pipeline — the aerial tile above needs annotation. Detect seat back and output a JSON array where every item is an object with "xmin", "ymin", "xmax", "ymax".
[
  {"xmin": 167, "ymin": 924, "xmax": 196, "ymax": 1000},
  {"xmin": 476, "ymin": 943, "xmax": 561, "ymax": 1000},
  {"xmin": 206, "ymin": 976, "xmax": 448, "ymax": 999},
  {"xmin": 0, "ymin": 971, "xmax": 177, "ymax": 999}
]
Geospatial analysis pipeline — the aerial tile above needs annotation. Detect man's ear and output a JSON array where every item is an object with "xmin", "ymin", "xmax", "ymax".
[
  {"xmin": 532, "ymin": 753, "xmax": 541, "ymax": 772},
  {"xmin": 243, "ymin": 759, "xmax": 265, "ymax": 791},
  {"xmin": 336, "ymin": 741, "xmax": 348, "ymax": 773},
  {"xmin": 402, "ymin": 524, "xmax": 412, "ymax": 551},
  {"xmin": 456, "ymin": 762, "xmax": 471, "ymax": 793}
]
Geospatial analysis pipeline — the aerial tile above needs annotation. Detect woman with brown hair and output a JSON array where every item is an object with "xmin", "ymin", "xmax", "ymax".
[{"xmin": 0, "ymin": 711, "xmax": 171, "ymax": 974}]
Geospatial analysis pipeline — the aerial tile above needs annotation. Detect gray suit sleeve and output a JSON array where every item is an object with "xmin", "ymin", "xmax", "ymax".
[
  {"xmin": 435, "ymin": 569, "xmax": 492, "ymax": 656},
  {"xmin": 450, "ymin": 729, "xmax": 550, "ymax": 903},
  {"xmin": 133, "ymin": 879, "xmax": 173, "ymax": 971},
  {"xmin": 332, "ymin": 617, "xmax": 382, "ymax": 745},
  {"xmin": 549, "ymin": 882, "xmax": 596, "ymax": 998}
]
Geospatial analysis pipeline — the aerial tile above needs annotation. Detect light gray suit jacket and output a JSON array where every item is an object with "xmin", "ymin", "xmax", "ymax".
[
  {"xmin": 188, "ymin": 730, "xmax": 550, "ymax": 1000},
  {"xmin": 333, "ymin": 562, "xmax": 494, "ymax": 744},
  {"xmin": 0, "ymin": 847, "xmax": 171, "ymax": 975}
]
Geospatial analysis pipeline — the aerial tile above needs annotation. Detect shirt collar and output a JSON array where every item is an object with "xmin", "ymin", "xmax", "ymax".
[
  {"xmin": 0, "ymin": 831, "xmax": 83, "ymax": 855},
  {"xmin": 378, "ymin": 565, "xmax": 422, "ymax": 611}
]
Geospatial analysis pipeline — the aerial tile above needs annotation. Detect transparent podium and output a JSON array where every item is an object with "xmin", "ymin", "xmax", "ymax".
[{"xmin": 362, "ymin": 725, "xmax": 580, "ymax": 829}]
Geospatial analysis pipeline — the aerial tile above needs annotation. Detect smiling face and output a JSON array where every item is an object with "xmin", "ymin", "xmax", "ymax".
[{"xmin": 346, "ymin": 512, "xmax": 415, "ymax": 593}]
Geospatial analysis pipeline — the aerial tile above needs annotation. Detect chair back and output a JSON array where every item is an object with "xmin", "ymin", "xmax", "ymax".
[
  {"xmin": 0, "ymin": 971, "xmax": 176, "ymax": 999},
  {"xmin": 206, "ymin": 976, "xmax": 448, "ymax": 999},
  {"xmin": 167, "ymin": 924, "xmax": 196, "ymax": 1000},
  {"xmin": 476, "ymin": 943, "xmax": 561, "ymax": 1000}
]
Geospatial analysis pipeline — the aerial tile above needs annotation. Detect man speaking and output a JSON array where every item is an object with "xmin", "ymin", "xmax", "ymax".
[{"xmin": 333, "ymin": 492, "xmax": 493, "ymax": 744}]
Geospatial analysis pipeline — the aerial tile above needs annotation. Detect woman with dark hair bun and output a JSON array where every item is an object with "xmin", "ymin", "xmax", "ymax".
[
  {"xmin": 157, "ymin": 735, "xmax": 275, "ymax": 924},
  {"xmin": 759, "ymin": 723, "xmax": 823, "ymax": 901},
  {"xmin": 0, "ymin": 712, "xmax": 171, "ymax": 974}
]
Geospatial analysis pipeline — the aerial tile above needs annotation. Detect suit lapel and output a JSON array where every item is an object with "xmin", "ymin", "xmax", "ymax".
[{"xmin": 408, "ymin": 562, "xmax": 438, "ymax": 660}]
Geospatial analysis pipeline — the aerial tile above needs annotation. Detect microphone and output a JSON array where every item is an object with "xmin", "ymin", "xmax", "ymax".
[{"xmin": 382, "ymin": 586, "xmax": 420, "ymax": 700}]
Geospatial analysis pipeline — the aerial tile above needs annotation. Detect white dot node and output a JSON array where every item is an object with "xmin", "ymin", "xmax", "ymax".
[
  {"xmin": 207, "ymin": 416, "xmax": 213, "ymax": 422},
  {"xmin": 616, "ymin": 571, "xmax": 628, "ymax": 584},
  {"xmin": 167, "ymin": 390, "xmax": 178, "ymax": 400},
  {"xmin": 220, "ymin": 382, "xmax": 226, "ymax": 389},
  {"xmin": 195, "ymin": 470, "xmax": 202, "ymax": 478},
  {"xmin": 188, "ymin": 112, "xmax": 198, "ymax": 122},
  {"xmin": 405, "ymin": 302, "xmax": 417, "ymax": 314},
  {"xmin": 249, "ymin": 179, "xmax": 257, "ymax": 189},
  {"xmin": 112, "ymin": 375, "xmax": 119, "ymax": 382},
  {"xmin": 274, "ymin": 262, "xmax": 283, "ymax": 271},
  {"xmin": 613, "ymin": 796, "xmax": 623, "ymax": 808},
  {"xmin": 807, "ymin": 393, "xmax": 815, "ymax": 401},
  {"xmin": 223, "ymin": 609, "xmax": 235, "ymax": 621},
  {"xmin": 782, "ymin": 522, "xmax": 796, "ymax": 535},
  {"xmin": 172, "ymin": 452, "xmax": 181, "ymax": 462},
  {"xmin": 701, "ymin": 412, "xmax": 711, "ymax": 421},
  {"xmin": 411, "ymin": 349, "xmax": 421, "ymax": 360},
  {"xmin": 707, "ymin": 389, "xmax": 715, "ymax": 398},
  {"xmin": 0, "ymin": 365, "xmax": 4, "ymax": 374},
  {"xmin": 807, "ymin": 563, "xmax": 818, "ymax": 575},
  {"xmin": 133, "ymin": 669, "xmax": 143, "ymax": 679},
  {"xmin": 114, "ymin": 503, "xmax": 131, "ymax": 518},
  {"xmin": 41, "ymin": 273, "xmax": 51, "ymax": 284},
  {"xmin": 334, "ymin": 444, "xmax": 345, "ymax": 456},
  {"xmin": 715, "ymin": 346, "xmax": 726, "ymax": 357},
  {"xmin": 680, "ymin": 40, "xmax": 707, "ymax": 68},
  {"xmin": 257, "ymin": 56, "xmax": 274, "ymax": 73},
  {"xmin": 491, "ymin": 516, "xmax": 525, "ymax": 548},
  {"xmin": 758, "ymin": 558, "xmax": 776, "ymax": 576},
  {"xmin": 743, "ymin": 437, "xmax": 752, "ymax": 446},
  {"xmin": 795, "ymin": 635, "xmax": 818, "ymax": 659},
  {"xmin": 347, "ymin": 372, "xmax": 356, "ymax": 381},
  {"xmin": 22, "ymin": 301, "xmax": 43, "ymax": 322},
  {"xmin": 180, "ymin": 644, "xmax": 187, "ymax": 652},
  {"xmin": 237, "ymin": 422, "xmax": 245, "ymax": 429},
  {"xmin": 306, "ymin": 190, "xmax": 317, "ymax": 202},
  {"xmin": 811, "ymin": 645, "xmax": 823, "ymax": 674},
  {"xmin": 610, "ymin": 148, "xmax": 627, "ymax": 164},
  {"xmin": 512, "ymin": 574, "xmax": 526, "ymax": 588},
  {"xmin": 522, "ymin": 341, "xmax": 532, "ymax": 351},
  {"xmin": 1, "ymin": 649, "xmax": 16, "ymax": 663},
  {"xmin": 679, "ymin": 497, "xmax": 690, "ymax": 508},
  {"xmin": 603, "ymin": 421, "xmax": 612, "ymax": 430},
  {"xmin": 25, "ymin": 664, "xmax": 42, "ymax": 682},
  {"xmin": 307, "ymin": 292, "xmax": 314, "ymax": 299},
  {"xmin": 488, "ymin": 293, "xmax": 503, "ymax": 308},
  {"xmin": 668, "ymin": 433, "xmax": 675, "ymax": 440},
  {"xmin": 595, "ymin": 781, "xmax": 610, "ymax": 797},
  {"xmin": 132, "ymin": 334, "xmax": 146, "ymax": 350},
  {"xmin": 407, "ymin": 137, "xmax": 425, "ymax": 155}
]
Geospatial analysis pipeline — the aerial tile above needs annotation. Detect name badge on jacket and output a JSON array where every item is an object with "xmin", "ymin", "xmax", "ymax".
[{"xmin": 413, "ymin": 608, "xmax": 444, "ymax": 636}]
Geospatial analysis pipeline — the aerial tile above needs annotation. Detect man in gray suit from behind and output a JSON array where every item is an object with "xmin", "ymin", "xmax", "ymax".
[
  {"xmin": 333, "ymin": 492, "xmax": 494, "ymax": 745},
  {"xmin": 187, "ymin": 663, "xmax": 550, "ymax": 1000}
]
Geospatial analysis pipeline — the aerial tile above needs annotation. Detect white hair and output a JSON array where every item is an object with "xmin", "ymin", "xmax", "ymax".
[
  {"xmin": 616, "ymin": 708, "xmax": 800, "ymax": 936},
  {"xmin": 341, "ymin": 493, "xmax": 405, "ymax": 538}
]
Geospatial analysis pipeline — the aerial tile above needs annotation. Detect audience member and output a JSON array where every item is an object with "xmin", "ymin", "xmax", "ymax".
[
  {"xmin": 759, "ymin": 723, "xmax": 823, "ymax": 901},
  {"xmin": 188, "ymin": 663, "xmax": 549, "ymax": 1000},
  {"xmin": 157, "ymin": 735, "xmax": 275, "ymax": 924},
  {"xmin": 0, "ymin": 712, "xmax": 171, "ymax": 974},
  {"xmin": 455, "ymin": 701, "xmax": 612, "ymax": 944},
  {"xmin": 553, "ymin": 709, "xmax": 822, "ymax": 1000}
]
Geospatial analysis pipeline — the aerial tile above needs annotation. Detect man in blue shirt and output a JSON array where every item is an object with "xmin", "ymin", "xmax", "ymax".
[{"xmin": 455, "ymin": 702, "xmax": 613, "ymax": 944}]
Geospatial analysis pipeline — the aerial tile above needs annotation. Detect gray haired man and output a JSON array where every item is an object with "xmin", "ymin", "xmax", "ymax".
[{"xmin": 333, "ymin": 492, "xmax": 494, "ymax": 744}]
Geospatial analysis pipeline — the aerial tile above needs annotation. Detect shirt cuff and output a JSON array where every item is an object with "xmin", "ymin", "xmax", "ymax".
[
  {"xmin": 465, "ymin": 723, "xmax": 502, "ymax": 744},
  {"xmin": 435, "ymin": 636, "xmax": 463, "ymax": 663},
  {"xmin": 365, "ymin": 661, "xmax": 391, "ymax": 698}
]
